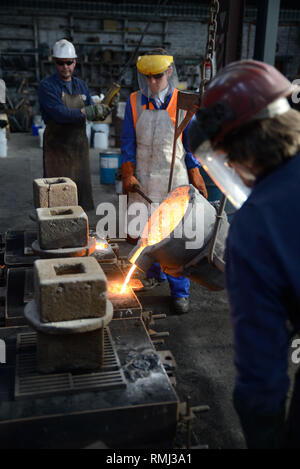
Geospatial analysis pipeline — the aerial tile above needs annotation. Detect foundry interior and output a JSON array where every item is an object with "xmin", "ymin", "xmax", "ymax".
[{"xmin": 0, "ymin": 0, "xmax": 300, "ymax": 450}]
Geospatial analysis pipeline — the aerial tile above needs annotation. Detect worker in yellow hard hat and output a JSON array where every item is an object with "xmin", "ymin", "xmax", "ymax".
[{"xmin": 120, "ymin": 48, "xmax": 207, "ymax": 315}]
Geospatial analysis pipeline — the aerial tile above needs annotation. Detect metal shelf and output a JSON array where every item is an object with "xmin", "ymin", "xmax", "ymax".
[
  {"xmin": 0, "ymin": 51, "xmax": 38, "ymax": 55},
  {"xmin": 0, "ymin": 37, "xmax": 34, "ymax": 41},
  {"xmin": 73, "ymin": 30, "xmax": 165, "ymax": 37}
]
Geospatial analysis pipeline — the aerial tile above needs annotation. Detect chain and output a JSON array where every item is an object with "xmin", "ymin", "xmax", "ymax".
[{"xmin": 200, "ymin": 0, "xmax": 219, "ymax": 97}]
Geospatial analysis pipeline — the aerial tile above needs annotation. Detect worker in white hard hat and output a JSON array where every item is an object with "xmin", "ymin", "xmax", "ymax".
[
  {"xmin": 121, "ymin": 48, "xmax": 208, "ymax": 315},
  {"xmin": 38, "ymin": 39, "xmax": 118, "ymax": 210}
]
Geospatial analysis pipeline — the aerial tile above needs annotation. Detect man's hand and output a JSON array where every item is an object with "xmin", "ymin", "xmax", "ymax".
[
  {"xmin": 121, "ymin": 161, "xmax": 142, "ymax": 194},
  {"xmin": 188, "ymin": 167, "xmax": 208, "ymax": 199},
  {"xmin": 123, "ymin": 176, "xmax": 142, "ymax": 194},
  {"xmin": 109, "ymin": 93, "xmax": 120, "ymax": 110},
  {"xmin": 82, "ymin": 103, "xmax": 111, "ymax": 121}
]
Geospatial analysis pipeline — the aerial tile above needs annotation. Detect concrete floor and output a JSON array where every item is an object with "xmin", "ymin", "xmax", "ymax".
[{"xmin": 0, "ymin": 132, "xmax": 246, "ymax": 449}]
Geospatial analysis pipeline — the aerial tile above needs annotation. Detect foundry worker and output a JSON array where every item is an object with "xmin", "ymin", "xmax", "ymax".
[
  {"xmin": 121, "ymin": 48, "xmax": 208, "ymax": 315},
  {"xmin": 188, "ymin": 59, "xmax": 300, "ymax": 448},
  {"xmin": 38, "ymin": 39, "xmax": 118, "ymax": 211}
]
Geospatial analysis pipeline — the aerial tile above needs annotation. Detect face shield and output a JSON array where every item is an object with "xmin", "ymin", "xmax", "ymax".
[
  {"xmin": 195, "ymin": 145, "xmax": 251, "ymax": 209},
  {"xmin": 189, "ymin": 96, "xmax": 295, "ymax": 210},
  {"xmin": 188, "ymin": 105, "xmax": 253, "ymax": 210},
  {"xmin": 136, "ymin": 54, "xmax": 178, "ymax": 99}
]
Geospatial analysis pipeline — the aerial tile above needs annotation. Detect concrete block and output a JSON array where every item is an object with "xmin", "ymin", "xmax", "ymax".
[
  {"xmin": 37, "ymin": 205, "xmax": 88, "ymax": 250},
  {"xmin": 34, "ymin": 257, "xmax": 108, "ymax": 322},
  {"xmin": 33, "ymin": 177, "xmax": 78, "ymax": 208},
  {"xmin": 37, "ymin": 328, "xmax": 104, "ymax": 373}
]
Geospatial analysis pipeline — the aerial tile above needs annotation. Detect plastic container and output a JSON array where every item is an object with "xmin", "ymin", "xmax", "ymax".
[
  {"xmin": 0, "ymin": 128, "xmax": 7, "ymax": 157},
  {"xmin": 31, "ymin": 124, "xmax": 42, "ymax": 136},
  {"xmin": 33, "ymin": 115, "xmax": 42, "ymax": 126},
  {"xmin": 94, "ymin": 131, "xmax": 109, "ymax": 149},
  {"xmin": 99, "ymin": 150, "xmax": 121, "ymax": 184},
  {"xmin": 86, "ymin": 121, "xmax": 92, "ymax": 146},
  {"xmin": 38, "ymin": 127, "xmax": 45, "ymax": 148},
  {"xmin": 93, "ymin": 123, "xmax": 109, "ymax": 149},
  {"xmin": 93, "ymin": 122, "xmax": 109, "ymax": 133}
]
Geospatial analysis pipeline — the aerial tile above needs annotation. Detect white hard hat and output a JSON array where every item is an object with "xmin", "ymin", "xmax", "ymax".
[{"xmin": 52, "ymin": 39, "xmax": 77, "ymax": 59}]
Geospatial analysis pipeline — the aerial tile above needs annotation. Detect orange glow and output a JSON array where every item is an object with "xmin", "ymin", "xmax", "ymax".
[
  {"xmin": 96, "ymin": 242, "xmax": 109, "ymax": 250},
  {"xmin": 108, "ymin": 281, "xmax": 130, "ymax": 296},
  {"xmin": 129, "ymin": 185, "xmax": 190, "ymax": 265},
  {"xmin": 120, "ymin": 264, "xmax": 137, "ymax": 294},
  {"xmin": 128, "ymin": 278, "xmax": 144, "ymax": 290}
]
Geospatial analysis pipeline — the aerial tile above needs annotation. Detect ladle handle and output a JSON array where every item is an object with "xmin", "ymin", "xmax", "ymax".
[{"xmin": 132, "ymin": 185, "xmax": 153, "ymax": 204}]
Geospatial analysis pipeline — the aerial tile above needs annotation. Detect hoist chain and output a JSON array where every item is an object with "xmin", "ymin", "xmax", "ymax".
[{"xmin": 200, "ymin": 0, "xmax": 219, "ymax": 97}]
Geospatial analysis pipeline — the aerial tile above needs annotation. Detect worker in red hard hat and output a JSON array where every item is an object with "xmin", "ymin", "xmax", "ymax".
[{"xmin": 188, "ymin": 59, "xmax": 300, "ymax": 448}]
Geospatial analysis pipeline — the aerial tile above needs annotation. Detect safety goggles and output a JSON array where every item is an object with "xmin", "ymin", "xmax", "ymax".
[
  {"xmin": 145, "ymin": 72, "xmax": 165, "ymax": 80},
  {"xmin": 55, "ymin": 59, "xmax": 74, "ymax": 66}
]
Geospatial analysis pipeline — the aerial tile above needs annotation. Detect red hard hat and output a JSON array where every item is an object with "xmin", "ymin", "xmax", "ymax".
[{"xmin": 201, "ymin": 59, "xmax": 297, "ymax": 144}]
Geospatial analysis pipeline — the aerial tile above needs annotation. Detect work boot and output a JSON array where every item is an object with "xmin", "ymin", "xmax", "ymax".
[
  {"xmin": 140, "ymin": 277, "xmax": 167, "ymax": 291},
  {"xmin": 172, "ymin": 297, "xmax": 190, "ymax": 315}
]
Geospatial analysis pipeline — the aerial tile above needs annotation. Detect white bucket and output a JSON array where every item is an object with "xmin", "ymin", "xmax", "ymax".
[
  {"xmin": 33, "ymin": 115, "xmax": 42, "ymax": 126},
  {"xmin": 0, "ymin": 128, "xmax": 7, "ymax": 157},
  {"xmin": 38, "ymin": 127, "xmax": 45, "ymax": 148},
  {"xmin": 92, "ymin": 123, "xmax": 109, "ymax": 133},
  {"xmin": 94, "ymin": 131, "xmax": 109, "ymax": 149},
  {"xmin": 86, "ymin": 122, "xmax": 92, "ymax": 146},
  {"xmin": 117, "ymin": 102, "xmax": 126, "ymax": 119}
]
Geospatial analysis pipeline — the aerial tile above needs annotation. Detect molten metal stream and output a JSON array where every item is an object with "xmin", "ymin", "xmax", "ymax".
[
  {"xmin": 120, "ymin": 264, "xmax": 137, "ymax": 294},
  {"xmin": 129, "ymin": 186, "xmax": 190, "ymax": 266}
]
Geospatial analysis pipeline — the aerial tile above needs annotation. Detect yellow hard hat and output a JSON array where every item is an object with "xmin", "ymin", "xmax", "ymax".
[{"xmin": 136, "ymin": 54, "xmax": 173, "ymax": 75}]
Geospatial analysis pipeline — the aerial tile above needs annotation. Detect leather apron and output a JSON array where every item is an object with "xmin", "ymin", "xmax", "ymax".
[
  {"xmin": 127, "ymin": 103, "xmax": 188, "ymax": 238},
  {"xmin": 43, "ymin": 91, "xmax": 94, "ymax": 211}
]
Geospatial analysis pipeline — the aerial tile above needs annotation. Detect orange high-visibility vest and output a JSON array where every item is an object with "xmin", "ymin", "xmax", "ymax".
[{"xmin": 130, "ymin": 89, "xmax": 184, "ymax": 140}]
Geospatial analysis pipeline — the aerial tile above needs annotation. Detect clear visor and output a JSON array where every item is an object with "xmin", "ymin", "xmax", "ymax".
[
  {"xmin": 137, "ymin": 63, "xmax": 178, "ymax": 99},
  {"xmin": 195, "ymin": 143, "xmax": 251, "ymax": 209}
]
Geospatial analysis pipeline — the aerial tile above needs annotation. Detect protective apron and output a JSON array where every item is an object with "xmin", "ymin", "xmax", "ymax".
[
  {"xmin": 43, "ymin": 91, "xmax": 94, "ymax": 211},
  {"xmin": 127, "ymin": 91, "xmax": 188, "ymax": 238},
  {"xmin": 128, "ymin": 92, "xmax": 190, "ymax": 298}
]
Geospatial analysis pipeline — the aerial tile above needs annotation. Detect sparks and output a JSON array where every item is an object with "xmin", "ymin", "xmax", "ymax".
[{"xmin": 120, "ymin": 264, "xmax": 137, "ymax": 294}]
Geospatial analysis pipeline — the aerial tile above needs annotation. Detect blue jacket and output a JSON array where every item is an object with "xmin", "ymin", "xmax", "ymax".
[
  {"xmin": 226, "ymin": 153, "xmax": 300, "ymax": 415},
  {"xmin": 121, "ymin": 89, "xmax": 200, "ymax": 170},
  {"xmin": 38, "ymin": 72, "xmax": 93, "ymax": 124}
]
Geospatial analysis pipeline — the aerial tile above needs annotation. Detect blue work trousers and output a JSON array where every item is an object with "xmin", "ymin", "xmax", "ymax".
[{"xmin": 147, "ymin": 262, "xmax": 190, "ymax": 298}]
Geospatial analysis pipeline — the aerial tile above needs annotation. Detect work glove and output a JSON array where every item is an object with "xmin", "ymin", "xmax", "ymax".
[
  {"xmin": 84, "ymin": 103, "xmax": 111, "ymax": 122},
  {"xmin": 109, "ymin": 92, "xmax": 120, "ymax": 110},
  {"xmin": 188, "ymin": 167, "xmax": 208, "ymax": 199},
  {"xmin": 121, "ymin": 161, "xmax": 142, "ymax": 194}
]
